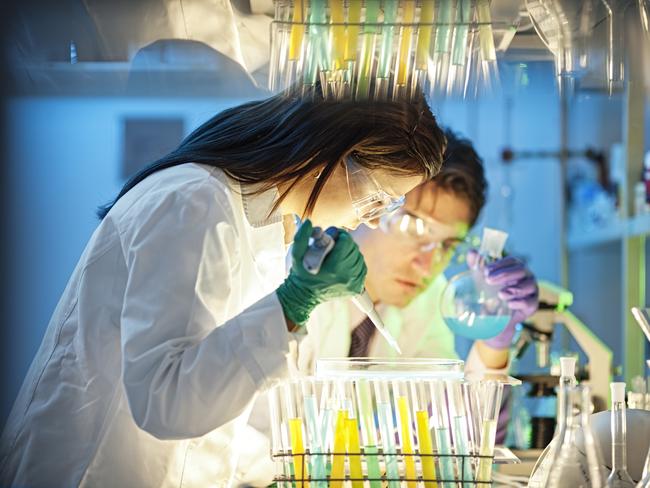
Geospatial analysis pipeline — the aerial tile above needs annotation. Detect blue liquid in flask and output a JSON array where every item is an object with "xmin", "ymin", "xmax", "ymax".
[{"xmin": 444, "ymin": 315, "xmax": 510, "ymax": 340}]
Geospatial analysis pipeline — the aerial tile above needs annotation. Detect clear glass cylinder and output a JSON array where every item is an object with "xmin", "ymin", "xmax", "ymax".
[{"xmin": 605, "ymin": 382, "xmax": 635, "ymax": 487}]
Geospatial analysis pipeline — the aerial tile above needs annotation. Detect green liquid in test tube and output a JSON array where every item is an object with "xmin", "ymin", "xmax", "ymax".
[
  {"xmin": 435, "ymin": 0, "xmax": 453, "ymax": 54},
  {"xmin": 447, "ymin": 381, "xmax": 474, "ymax": 487},
  {"xmin": 452, "ymin": 0, "xmax": 471, "ymax": 66},
  {"xmin": 377, "ymin": 402, "xmax": 400, "ymax": 488},
  {"xmin": 355, "ymin": 0, "xmax": 379, "ymax": 99},
  {"xmin": 430, "ymin": 380, "xmax": 455, "ymax": 488},
  {"xmin": 476, "ymin": 382, "xmax": 503, "ymax": 483},
  {"xmin": 435, "ymin": 426, "xmax": 455, "ymax": 487},
  {"xmin": 304, "ymin": 0, "xmax": 327, "ymax": 86},
  {"xmin": 476, "ymin": 0, "xmax": 496, "ymax": 62},
  {"xmin": 377, "ymin": 0, "xmax": 398, "ymax": 80},
  {"xmin": 453, "ymin": 415, "xmax": 474, "ymax": 486},
  {"xmin": 303, "ymin": 393, "xmax": 327, "ymax": 487},
  {"xmin": 476, "ymin": 419, "xmax": 497, "ymax": 481},
  {"xmin": 356, "ymin": 380, "xmax": 381, "ymax": 488}
]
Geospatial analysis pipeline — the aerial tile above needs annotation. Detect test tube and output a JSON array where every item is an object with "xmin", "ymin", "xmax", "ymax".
[
  {"xmin": 355, "ymin": 379, "xmax": 382, "ymax": 488},
  {"xmin": 269, "ymin": 385, "xmax": 291, "ymax": 488},
  {"xmin": 342, "ymin": 382, "xmax": 364, "ymax": 488},
  {"xmin": 303, "ymin": 0, "xmax": 329, "ymax": 90},
  {"xmin": 376, "ymin": 0, "xmax": 398, "ymax": 99},
  {"xmin": 393, "ymin": 380, "xmax": 418, "ymax": 487},
  {"xmin": 355, "ymin": 0, "xmax": 380, "ymax": 99},
  {"xmin": 269, "ymin": 2, "xmax": 288, "ymax": 92},
  {"xmin": 284, "ymin": 380, "xmax": 309, "ymax": 487},
  {"xmin": 411, "ymin": 381, "xmax": 437, "ymax": 488},
  {"xmin": 392, "ymin": 0, "xmax": 416, "ymax": 100},
  {"xmin": 447, "ymin": 381, "xmax": 474, "ymax": 487},
  {"xmin": 476, "ymin": 0, "xmax": 499, "ymax": 93},
  {"xmin": 287, "ymin": 0, "xmax": 307, "ymax": 90},
  {"xmin": 329, "ymin": 384, "xmax": 348, "ymax": 488},
  {"xmin": 412, "ymin": 0, "xmax": 435, "ymax": 97},
  {"xmin": 476, "ymin": 381, "xmax": 503, "ymax": 483},
  {"xmin": 430, "ymin": 380, "xmax": 455, "ymax": 488},
  {"xmin": 432, "ymin": 0, "xmax": 455, "ymax": 95},
  {"xmin": 302, "ymin": 379, "xmax": 327, "ymax": 487},
  {"xmin": 374, "ymin": 380, "xmax": 400, "ymax": 488},
  {"xmin": 344, "ymin": 0, "xmax": 362, "ymax": 98}
]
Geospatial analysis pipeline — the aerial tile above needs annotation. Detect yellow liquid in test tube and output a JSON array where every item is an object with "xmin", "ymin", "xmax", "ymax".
[
  {"xmin": 289, "ymin": 418, "xmax": 310, "ymax": 487},
  {"xmin": 345, "ymin": 417, "xmax": 363, "ymax": 488},
  {"xmin": 416, "ymin": 410, "xmax": 438, "ymax": 488},
  {"xmin": 329, "ymin": 0, "xmax": 345, "ymax": 70},
  {"xmin": 397, "ymin": 396, "xmax": 417, "ymax": 487},
  {"xmin": 344, "ymin": 0, "xmax": 361, "ymax": 61},
  {"xmin": 329, "ymin": 410, "xmax": 347, "ymax": 488},
  {"xmin": 289, "ymin": 0, "xmax": 305, "ymax": 60},
  {"xmin": 477, "ymin": 419, "xmax": 497, "ymax": 482},
  {"xmin": 396, "ymin": 0, "xmax": 415, "ymax": 85},
  {"xmin": 415, "ymin": 0, "xmax": 434, "ymax": 69}
]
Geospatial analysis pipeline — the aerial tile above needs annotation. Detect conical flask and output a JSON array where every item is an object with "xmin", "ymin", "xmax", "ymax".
[
  {"xmin": 546, "ymin": 384, "xmax": 604, "ymax": 487},
  {"xmin": 527, "ymin": 357, "xmax": 578, "ymax": 487},
  {"xmin": 605, "ymin": 382, "xmax": 636, "ymax": 487}
]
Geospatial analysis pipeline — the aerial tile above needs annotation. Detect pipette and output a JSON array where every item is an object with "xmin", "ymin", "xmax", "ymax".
[{"xmin": 302, "ymin": 226, "xmax": 402, "ymax": 355}]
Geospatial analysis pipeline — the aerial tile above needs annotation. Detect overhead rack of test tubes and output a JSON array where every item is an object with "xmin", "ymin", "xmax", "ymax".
[
  {"xmin": 268, "ymin": 358, "xmax": 521, "ymax": 486},
  {"xmin": 269, "ymin": 0, "xmax": 521, "ymax": 100}
]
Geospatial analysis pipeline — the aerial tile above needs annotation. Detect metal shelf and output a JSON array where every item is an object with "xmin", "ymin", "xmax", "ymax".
[{"xmin": 567, "ymin": 214, "xmax": 650, "ymax": 250}]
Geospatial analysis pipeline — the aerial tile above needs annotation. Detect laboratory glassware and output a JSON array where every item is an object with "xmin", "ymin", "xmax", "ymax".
[
  {"xmin": 605, "ymin": 382, "xmax": 636, "ymax": 487},
  {"xmin": 638, "ymin": 440, "xmax": 650, "ymax": 487},
  {"xmin": 441, "ymin": 227, "xmax": 512, "ymax": 340},
  {"xmin": 546, "ymin": 384, "xmax": 604, "ymax": 488},
  {"xmin": 527, "ymin": 356, "xmax": 578, "ymax": 487}
]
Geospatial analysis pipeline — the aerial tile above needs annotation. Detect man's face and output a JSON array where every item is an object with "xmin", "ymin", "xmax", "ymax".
[{"xmin": 354, "ymin": 181, "xmax": 472, "ymax": 308}]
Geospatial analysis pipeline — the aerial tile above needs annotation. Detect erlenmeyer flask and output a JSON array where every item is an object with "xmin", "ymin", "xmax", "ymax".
[
  {"xmin": 546, "ymin": 384, "xmax": 604, "ymax": 488},
  {"xmin": 527, "ymin": 357, "xmax": 578, "ymax": 487},
  {"xmin": 605, "ymin": 382, "xmax": 636, "ymax": 487}
]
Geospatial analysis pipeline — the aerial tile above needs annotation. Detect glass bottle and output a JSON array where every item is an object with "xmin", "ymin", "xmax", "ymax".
[
  {"xmin": 441, "ymin": 228, "xmax": 512, "ymax": 340},
  {"xmin": 527, "ymin": 357, "xmax": 578, "ymax": 487},
  {"xmin": 546, "ymin": 384, "xmax": 603, "ymax": 488},
  {"xmin": 605, "ymin": 382, "xmax": 635, "ymax": 487}
]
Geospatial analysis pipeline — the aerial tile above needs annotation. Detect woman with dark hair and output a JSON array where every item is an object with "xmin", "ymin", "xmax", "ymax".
[{"xmin": 0, "ymin": 86, "xmax": 446, "ymax": 487}]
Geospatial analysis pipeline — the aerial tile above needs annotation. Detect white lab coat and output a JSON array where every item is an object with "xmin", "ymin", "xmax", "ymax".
[{"xmin": 0, "ymin": 163, "xmax": 295, "ymax": 488}]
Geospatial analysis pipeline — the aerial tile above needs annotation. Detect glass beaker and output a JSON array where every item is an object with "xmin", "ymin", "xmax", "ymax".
[{"xmin": 441, "ymin": 228, "xmax": 512, "ymax": 340}]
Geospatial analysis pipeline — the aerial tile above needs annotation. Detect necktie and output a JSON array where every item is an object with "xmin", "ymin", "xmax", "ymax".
[{"xmin": 348, "ymin": 316, "xmax": 377, "ymax": 357}]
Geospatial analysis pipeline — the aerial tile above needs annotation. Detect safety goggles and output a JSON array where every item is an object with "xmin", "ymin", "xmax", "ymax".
[
  {"xmin": 345, "ymin": 155, "xmax": 405, "ymax": 225},
  {"xmin": 379, "ymin": 209, "xmax": 476, "ymax": 261}
]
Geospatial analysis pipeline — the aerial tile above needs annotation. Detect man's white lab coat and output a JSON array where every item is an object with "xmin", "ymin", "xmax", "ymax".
[{"xmin": 0, "ymin": 163, "xmax": 294, "ymax": 487}]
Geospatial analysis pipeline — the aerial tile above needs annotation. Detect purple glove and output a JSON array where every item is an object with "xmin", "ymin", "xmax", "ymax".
[{"xmin": 467, "ymin": 250, "xmax": 539, "ymax": 349}]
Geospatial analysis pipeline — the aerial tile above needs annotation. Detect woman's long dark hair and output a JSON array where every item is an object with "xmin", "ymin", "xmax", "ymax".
[{"xmin": 98, "ymin": 85, "xmax": 447, "ymax": 219}]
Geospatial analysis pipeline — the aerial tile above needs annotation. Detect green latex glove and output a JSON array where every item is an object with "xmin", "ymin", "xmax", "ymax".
[{"xmin": 276, "ymin": 219, "xmax": 367, "ymax": 326}]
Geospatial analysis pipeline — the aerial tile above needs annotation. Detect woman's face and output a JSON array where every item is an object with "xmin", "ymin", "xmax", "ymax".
[{"xmin": 309, "ymin": 163, "xmax": 424, "ymax": 230}]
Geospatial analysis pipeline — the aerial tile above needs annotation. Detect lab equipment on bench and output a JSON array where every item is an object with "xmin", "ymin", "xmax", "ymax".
[
  {"xmin": 511, "ymin": 281, "xmax": 613, "ymax": 411},
  {"xmin": 303, "ymin": 226, "xmax": 402, "ymax": 354},
  {"xmin": 441, "ymin": 227, "xmax": 512, "ymax": 340},
  {"xmin": 268, "ymin": 358, "xmax": 520, "ymax": 487}
]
